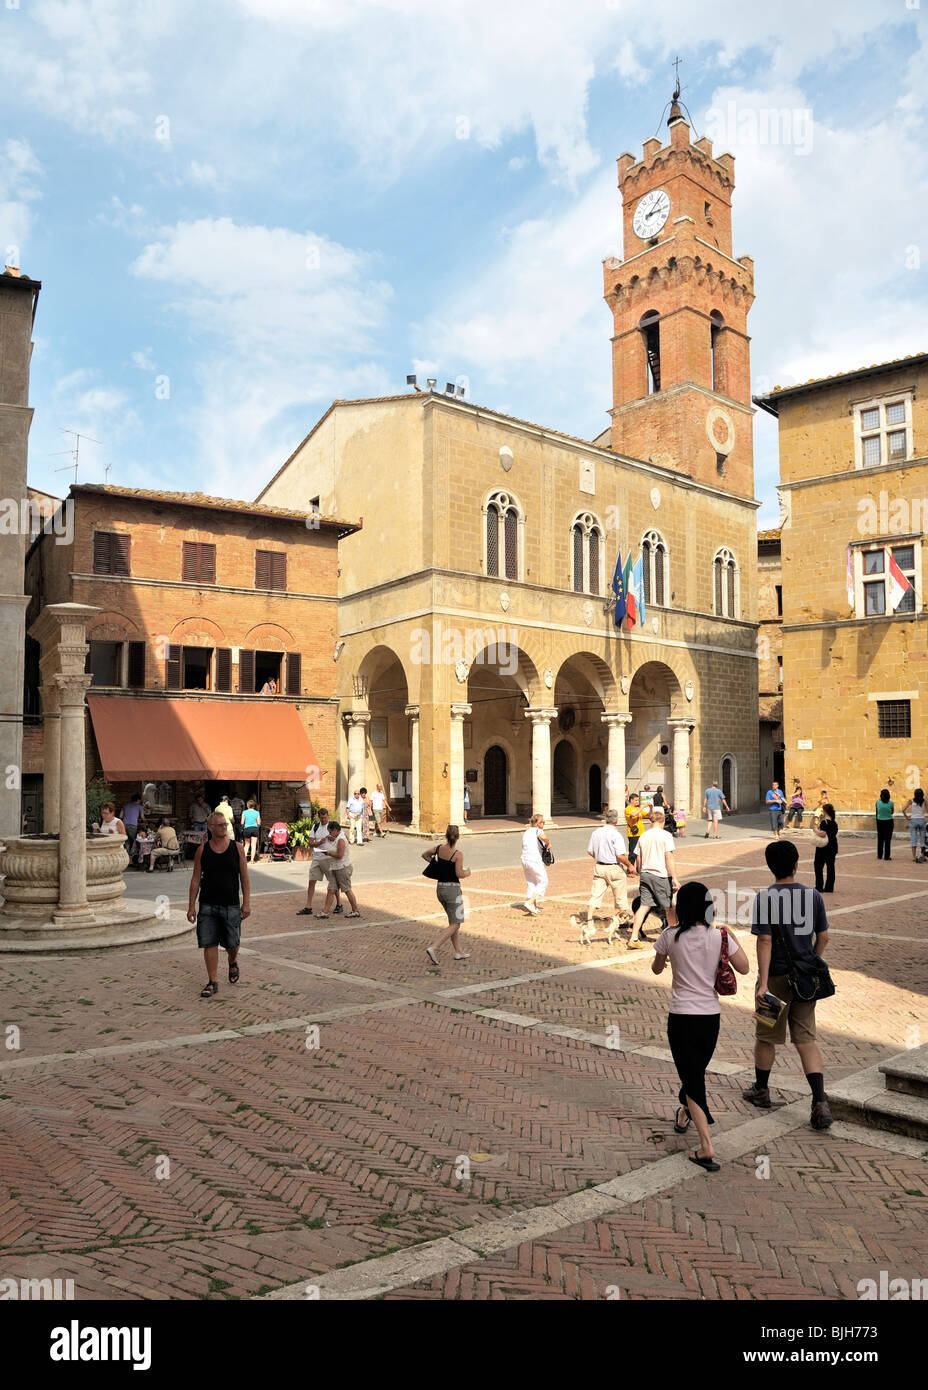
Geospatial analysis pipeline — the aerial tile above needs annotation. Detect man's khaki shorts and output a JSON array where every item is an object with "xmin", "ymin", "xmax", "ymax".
[
  {"xmin": 758, "ymin": 973, "xmax": 817, "ymax": 1045},
  {"xmin": 308, "ymin": 860, "xmax": 329, "ymax": 882}
]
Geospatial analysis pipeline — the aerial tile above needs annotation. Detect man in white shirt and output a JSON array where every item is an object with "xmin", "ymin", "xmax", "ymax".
[
  {"xmin": 629, "ymin": 808, "xmax": 680, "ymax": 949},
  {"xmin": 297, "ymin": 809, "xmax": 342, "ymax": 916},
  {"xmin": 346, "ymin": 790, "xmax": 365, "ymax": 845},
  {"xmin": 369, "ymin": 783, "xmax": 389, "ymax": 838},
  {"xmin": 586, "ymin": 810, "xmax": 634, "ymax": 923}
]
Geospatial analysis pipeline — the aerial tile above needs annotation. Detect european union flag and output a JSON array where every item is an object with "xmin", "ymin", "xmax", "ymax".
[{"xmin": 612, "ymin": 551, "xmax": 626, "ymax": 626}]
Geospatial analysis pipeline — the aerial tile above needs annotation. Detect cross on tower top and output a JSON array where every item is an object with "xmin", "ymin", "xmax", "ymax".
[{"xmin": 672, "ymin": 56, "xmax": 682, "ymax": 101}]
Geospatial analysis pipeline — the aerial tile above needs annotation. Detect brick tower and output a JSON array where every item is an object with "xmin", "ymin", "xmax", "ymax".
[{"xmin": 603, "ymin": 98, "xmax": 755, "ymax": 497}]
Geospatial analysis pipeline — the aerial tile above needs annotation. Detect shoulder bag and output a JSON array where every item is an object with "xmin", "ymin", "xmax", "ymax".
[
  {"xmin": 422, "ymin": 848, "xmax": 442, "ymax": 880},
  {"xmin": 540, "ymin": 836, "xmax": 555, "ymax": 867},
  {"xmin": 714, "ymin": 926, "xmax": 737, "ymax": 996},
  {"xmin": 769, "ymin": 913, "xmax": 836, "ymax": 1002}
]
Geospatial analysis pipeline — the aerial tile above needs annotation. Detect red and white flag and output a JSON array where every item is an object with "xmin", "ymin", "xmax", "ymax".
[{"xmin": 887, "ymin": 553, "xmax": 912, "ymax": 611}]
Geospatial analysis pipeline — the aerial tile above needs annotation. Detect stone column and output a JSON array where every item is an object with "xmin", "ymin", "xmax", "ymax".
[
  {"xmin": 450, "ymin": 704, "xmax": 471, "ymax": 831},
  {"xmin": 39, "ymin": 683, "xmax": 60, "ymax": 835},
  {"xmin": 601, "ymin": 711, "xmax": 633, "ymax": 811},
  {"xmin": 524, "ymin": 707, "xmax": 558, "ymax": 822},
  {"xmin": 53, "ymin": 669, "xmax": 95, "ymax": 924},
  {"xmin": 343, "ymin": 712, "xmax": 370, "ymax": 820},
  {"xmin": 668, "ymin": 719, "xmax": 692, "ymax": 815},
  {"xmin": 405, "ymin": 704, "xmax": 420, "ymax": 831}
]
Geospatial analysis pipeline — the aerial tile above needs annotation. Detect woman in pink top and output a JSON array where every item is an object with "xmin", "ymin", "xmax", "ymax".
[{"xmin": 652, "ymin": 881, "xmax": 749, "ymax": 1171}]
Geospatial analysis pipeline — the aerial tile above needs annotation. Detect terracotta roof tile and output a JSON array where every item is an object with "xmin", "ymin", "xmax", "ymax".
[
  {"xmin": 70, "ymin": 483, "xmax": 359, "ymax": 533},
  {"xmin": 754, "ymin": 352, "xmax": 928, "ymax": 409}
]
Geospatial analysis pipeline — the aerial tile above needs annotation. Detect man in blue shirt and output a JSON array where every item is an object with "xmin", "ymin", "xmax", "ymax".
[
  {"xmin": 702, "ymin": 781, "xmax": 730, "ymax": 839},
  {"xmin": 766, "ymin": 781, "xmax": 787, "ymax": 839}
]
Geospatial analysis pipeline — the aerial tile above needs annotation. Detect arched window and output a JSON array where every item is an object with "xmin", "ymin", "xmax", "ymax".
[
  {"xmin": 640, "ymin": 311, "xmax": 661, "ymax": 394},
  {"xmin": 713, "ymin": 547, "xmax": 739, "ymax": 618},
  {"xmin": 570, "ymin": 513, "xmax": 604, "ymax": 595},
  {"xmin": 642, "ymin": 529, "xmax": 668, "ymax": 607},
  {"xmin": 710, "ymin": 310, "xmax": 724, "ymax": 393},
  {"xmin": 484, "ymin": 491, "xmax": 522, "ymax": 581}
]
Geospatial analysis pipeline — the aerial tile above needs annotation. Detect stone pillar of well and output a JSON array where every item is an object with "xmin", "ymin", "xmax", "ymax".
[
  {"xmin": 602, "ymin": 711, "xmax": 633, "ymax": 811},
  {"xmin": 38, "ymin": 682, "xmax": 61, "ymax": 835},
  {"xmin": 28, "ymin": 603, "xmax": 99, "ymax": 922},
  {"xmin": 343, "ymin": 711, "xmax": 370, "ymax": 821},
  {"xmin": 405, "ymin": 704, "xmax": 420, "ymax": 831},
  {"xmin": 668, "ymin": 718, "xmax": 692, "ymax": 815},
  {"xmin": 449, "ymin": 703, "xmax": 472, "ymax": 832},
  {"xmin": 524, "ymin": 707, "xmax": 558, "ymax": 822}
]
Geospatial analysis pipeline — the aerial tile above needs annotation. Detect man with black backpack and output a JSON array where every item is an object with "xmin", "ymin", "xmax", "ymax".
[{"xmin": 744, "ymin": 839, "xmax": 834, "ymax": 1130}]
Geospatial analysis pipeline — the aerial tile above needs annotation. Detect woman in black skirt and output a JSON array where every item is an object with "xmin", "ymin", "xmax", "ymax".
[{"xmin": 652, "ymin": 882, "xmax": 749, "ymax": 1170}]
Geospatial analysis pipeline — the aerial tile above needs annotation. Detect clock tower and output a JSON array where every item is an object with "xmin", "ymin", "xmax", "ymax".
[{"xmin": 603, "ymin": 99, "xmax": 755, "ymax": 497}]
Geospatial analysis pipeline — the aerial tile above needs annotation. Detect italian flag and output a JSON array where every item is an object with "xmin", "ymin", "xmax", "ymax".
[{"xmin": 888, "ymin": 553, "xmax": 912, "ymax": 611}]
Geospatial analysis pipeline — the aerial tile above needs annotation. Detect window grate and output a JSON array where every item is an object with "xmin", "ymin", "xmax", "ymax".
[
  {"xmin": 877, "ymin": 700, "xmax": 911, "ymax": 738},
  {"xmin": 572, "ymin": 524, "xmax": 583, "ymax": 591},
  {"xmin": 486, "ymin": 504, "xmax": 499, "ymax": 577}
]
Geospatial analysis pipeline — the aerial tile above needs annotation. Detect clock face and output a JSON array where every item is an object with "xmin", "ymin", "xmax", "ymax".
[{"xmin": 633, "ymin": 189, "xmax": 670, "ymax": 240}]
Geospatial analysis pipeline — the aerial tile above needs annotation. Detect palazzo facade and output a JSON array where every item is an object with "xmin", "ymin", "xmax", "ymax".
[{"xmin": 258, "ymin": 105, "xmax": 761, "ymax": 833}]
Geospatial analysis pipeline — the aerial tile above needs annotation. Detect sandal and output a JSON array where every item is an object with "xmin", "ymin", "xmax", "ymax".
[
  {"xmin": 228, "ymin": 960, "xmax": 240, "ymax": 984},
  {"xmin": 673, "ymin": 1107, "xmax": 691, "ymax": 1134},
  {"xmin": 688, "ymin": 1152, "xmax": 720, "ymax": 1172},
  {"xmin": 296, "ymin": 907, "xmax": 314, "ymax": 916},
  {"xmin": 200, "ymin": 981, "xmax": 218, "ymax": 998}
]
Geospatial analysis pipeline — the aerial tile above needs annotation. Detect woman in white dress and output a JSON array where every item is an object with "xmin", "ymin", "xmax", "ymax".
[{"xmin": 521, "ymin": 813, "xmax": 550, "ymax": 915}]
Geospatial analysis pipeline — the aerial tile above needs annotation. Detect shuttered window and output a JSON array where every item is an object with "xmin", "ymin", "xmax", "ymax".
[
  {"xmin": 286, "ymin": 651, "xmax": 302, "ymax": 695},
  {"xmin": 572, "ymin": 525, "xmax": 584, "ymax": 592},
  {"xmin": 182, "ymin": 542, "xmax": 216, "ymax": 584},
  {"xmin": 92, "ymin": 532, "xmax": 130, "ymax": 575},
  {"xmin": 165, "ymin": 644, "xmax": 182, "ymax": 690},
  {"xmin": 127, "ymin": 641, "xmax": 146, "ymax": 689},
  {"xmin": 255, "ymin": 550, "xmax": 287, "ymax": 591},
  {"xmin": 215, "ymin": 647, "xmax": 232, "ymax": 692},
  {"xmin": 239, "ymin": 649, "xmax": 255, "ymax": 693}
]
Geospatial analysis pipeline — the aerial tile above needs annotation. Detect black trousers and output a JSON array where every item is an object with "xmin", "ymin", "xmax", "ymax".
[
  {"xmin": 667, "ymin": 1013, "xmax": 721, "ymax": 1124},
  {"xmin": 876, "ymin": 819, "xmax": 894, "ymax": 859},
  {"xmin": 814, "ymin": 846, "xmax": 836, "ymax": 892}
]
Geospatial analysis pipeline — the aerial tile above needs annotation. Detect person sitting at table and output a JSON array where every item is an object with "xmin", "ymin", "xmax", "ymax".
[
  {"xmin": 98, "ymin": 802, "xmax": 127, "ymax": 841},
  {"xmin": 147, "ymin": 819, "xmax": 180, "ymax": 872}
]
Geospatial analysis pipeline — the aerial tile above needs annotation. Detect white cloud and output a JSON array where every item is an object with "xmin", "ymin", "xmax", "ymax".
[
  {"xmin": 188, "ymin": 160, "xmax": 223, "ymax": 190},
  {"xmin": 130, "ymin": 216, "xmax": 395, "ymax": 494},
  {"xmin": 130, "ymin": 348, "xmax": 156, "ymax": 370},
  {"xmin": 0, "ymin": 139, "xmax": 43, "ymax": 264}
]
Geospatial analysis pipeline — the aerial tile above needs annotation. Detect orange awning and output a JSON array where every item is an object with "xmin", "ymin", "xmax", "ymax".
[{"xmin": 87, "ymin": 697, "xmax": 320, "ymax": 782}]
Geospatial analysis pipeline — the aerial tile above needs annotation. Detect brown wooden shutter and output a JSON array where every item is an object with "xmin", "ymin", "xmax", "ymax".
[
  {"xmin": 165, "ymin": 643, "xmax": 182, "ymax": 690},
  {"xmin": 271, "ymin": 551, "xmax": 287, "ymax": 591},
  {"xmin": 255, "ymin": 550, "xmax": 271, "ymax": 589},
  {"xmin": 182, "ymin": 542, "xmax": 198, "ymax": 582},
  {"xmin": 127, "ymin": 641, "xmax": 146, "ymax": 688},
  {"xmin": 215, "ymin": 647, "xmax": 232, "ymax": 692},
  {"xmin": 93, "ymin": 532, "xmax": 111, "ymax": 573},
  {"xmin": 112, "ymin": 534, "xmax": 130, "ymax": 575},
  {"xmin": 201, "ymin": 543, "xmax": 216, "ymax": 583},
  {"xmin": 286, "ymin": 651, "xmax": 301, "ymax": 695},
  {"xmin": 239, "ymin": 649, "xmax": 255, "ymax": 693}
]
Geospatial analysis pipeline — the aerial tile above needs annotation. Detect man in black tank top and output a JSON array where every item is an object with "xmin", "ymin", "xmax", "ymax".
[{"xmin": 187, "ymin": 812, "xmax": 251, "ymax": 997}]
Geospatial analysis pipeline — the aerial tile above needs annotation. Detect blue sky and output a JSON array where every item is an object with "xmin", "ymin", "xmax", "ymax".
[{"xmin": 2, "ymin": 0, "xmax": 926, "ymax": 527}]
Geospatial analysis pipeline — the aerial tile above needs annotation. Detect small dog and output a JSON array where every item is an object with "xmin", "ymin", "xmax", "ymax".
[{"xmin": 572, "ymin": 909, "xmax": 632, "ymax": 946}]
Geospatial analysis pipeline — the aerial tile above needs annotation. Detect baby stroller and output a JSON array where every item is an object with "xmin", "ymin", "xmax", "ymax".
[
  {"xmin": 267, "ymin": 821, "xmax": 292, "ymax": 862},
  {"xmin": 663, "ymin": 807, "xmax": 678, "ymax": 836}
]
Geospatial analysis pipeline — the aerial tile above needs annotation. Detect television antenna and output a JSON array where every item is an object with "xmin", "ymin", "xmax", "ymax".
[{"xmin": 49, "ymin": 429, "xmax": 102, "ymax": 485}]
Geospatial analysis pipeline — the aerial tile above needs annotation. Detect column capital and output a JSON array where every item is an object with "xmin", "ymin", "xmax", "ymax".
[
  {"xmin": 450, "ymin": 703, "xmax": 472, "ymax": 720},
  {"xmin": 601, "ymin": 710, "xmax": 633, "ymax": 727},
  {"xmin": 53, "ymin": 672, "xmax": 92, "ymax": 705},
  {"xmin": 668, "ymin": 717, "xmax": 693, "ymax": 732},
  {"xmin": 524, "ymin": 706, "xmax": 558, "ymax": 725},
  {"xmin": 404, "ymin": 704, "xmax": 420, "ymax": 720},
  {"xmin": 343, "ymin": 711, "xmax": 371, "ymax": 728}
]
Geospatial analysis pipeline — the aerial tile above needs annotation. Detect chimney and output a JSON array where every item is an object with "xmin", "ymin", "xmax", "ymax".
[{"xmin": 4, "ymin": 265, "xmax": 23, "ymax": 278}]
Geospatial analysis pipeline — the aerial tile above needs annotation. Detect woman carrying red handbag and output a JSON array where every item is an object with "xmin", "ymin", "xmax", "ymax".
[{"xmin": 652, "ymin": 882, "xmax": 750, "ymax": 1172}]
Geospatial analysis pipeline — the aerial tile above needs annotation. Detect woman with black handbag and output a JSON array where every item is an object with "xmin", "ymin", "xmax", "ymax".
[
  {"xmin": 423, "ymin": 825, "xmax": 471, "ymax": 966},
  {"xmin": 521, "ymin": 813, "xmax": 551, "ymax": 915},
  {"xmin": 652, "ymin": 882, "xmax": 749, "ymax": 1171}
]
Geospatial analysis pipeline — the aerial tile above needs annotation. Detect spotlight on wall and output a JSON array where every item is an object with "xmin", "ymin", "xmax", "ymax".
[
  {"xmin": 456, "ymin": 385, "xmax": 465, "ymax": 398},
  {"xmin": 426, "ymin": 378, "xmax": 437, "ymax": 391},
  {"xmin": 445, "ymin": 382, "xmax": 455, "ymax": 394},
  {"xmin": 406, "ymin": 374, "xmax": 419, "ymax": 390}
]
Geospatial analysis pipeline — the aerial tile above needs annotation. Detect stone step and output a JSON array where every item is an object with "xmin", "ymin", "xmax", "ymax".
[
  {"xmin": 828, "ymin": 1057, "xmax": 928, "ymax": 1142},
  {"xmin": 880, "ymin": 1042, "xmax": 928, "ymax": 1100}
]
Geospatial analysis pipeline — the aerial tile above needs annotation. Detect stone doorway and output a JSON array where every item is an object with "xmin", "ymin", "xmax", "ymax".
[
  {"xmin": 483, "ymin": 745, "xmax": 508, "ymax": 816},
  {"xmin": 588, "ymin": 763, "xmax": 602, "ymax": 816}
]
